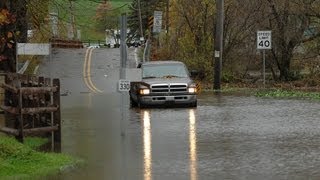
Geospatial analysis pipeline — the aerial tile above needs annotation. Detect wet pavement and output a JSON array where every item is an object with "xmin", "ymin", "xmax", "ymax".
[{"xmin": 39, "ymin": 48, "xmax": 320, "ymax": 180}]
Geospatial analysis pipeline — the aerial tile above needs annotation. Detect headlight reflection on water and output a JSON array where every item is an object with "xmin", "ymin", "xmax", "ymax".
[
  {"xmin": 189, "ymin": 109, "xmax": 198, "ymax": 180},
  {"xmin": 141, "ymin": 109, "xmax": 197, "ymax": 180},
  {"xmin": 142, "ymin": 110, "xmax": 152, "ymax": 180}
]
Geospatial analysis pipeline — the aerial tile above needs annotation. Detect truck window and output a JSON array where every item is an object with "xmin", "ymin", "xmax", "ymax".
[{"xmin": 142, "ymin": 64, "xmax": 189, "ymax": 78}]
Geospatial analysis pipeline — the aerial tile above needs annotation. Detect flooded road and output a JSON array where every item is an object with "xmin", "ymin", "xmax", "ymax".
[{"xmin": 40, "ymin": 48, "xmax": 320, "ymax": 180}]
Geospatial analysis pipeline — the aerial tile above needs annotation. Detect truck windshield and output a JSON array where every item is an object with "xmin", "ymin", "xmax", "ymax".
[{"xmin": 142, "ymin": 63, "xmax": 189, "ymax": 79}]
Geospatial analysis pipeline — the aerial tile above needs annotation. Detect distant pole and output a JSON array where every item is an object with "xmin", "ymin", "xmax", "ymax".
[
  {"xmin": 213, "ymin": 0, "xmax": 224, "ymax": 91},
  {"xmin": 120, "ymin": 14, "xmax": 128, "ymax": 180},
  {"xmin": 137, "ymin": 0, "xmax": 144, "ymax": 38},
  {"xmin": 166, "ymin": 0, "xmax": 169, "ymax": 33},
  {"xmin": 69, "ymin": 0, "xmax": 76, "ymax": 39},
  {"xmin": 263, "ymin": 50, "xmax": 266, "ymax": 88},
  {"xmin": 120, "ymin": 14, "xmax": 127, "ymax": 73},
  {"xmin": 120, "ymin": 14, "xmax": 127, "ymax": 136}
]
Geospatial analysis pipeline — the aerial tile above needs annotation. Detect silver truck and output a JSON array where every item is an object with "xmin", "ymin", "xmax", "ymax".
[{"xmin": 129, "ymin": 60, "xmax": 198, "ymax": 108}]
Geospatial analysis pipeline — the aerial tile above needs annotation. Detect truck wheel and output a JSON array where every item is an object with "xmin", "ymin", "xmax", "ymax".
[
  {"xmin": 138, "ymin": 101, "xmax": 146, "ymax": 108},
  {"xmin": 189, "ymin": 101, "xmax": 197, "ymax": 108},
  {"xmin": 130, "ymin": 97, "xmax": 138, "ymax": 107}
]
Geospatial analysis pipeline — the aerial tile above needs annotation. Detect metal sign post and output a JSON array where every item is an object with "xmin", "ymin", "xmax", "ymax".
[
  {"xmin": 119, "ymin": 14, "xmax": 128, "ymax": 137},
  {"xmin": 119, "ymin": 14, "xmax": 128, "ymax": 180},
  {"xmin": 257, "ymin": 30, "xmax": 272, "ymax": 88}
]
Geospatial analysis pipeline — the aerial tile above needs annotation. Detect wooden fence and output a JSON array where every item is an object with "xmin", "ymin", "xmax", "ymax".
[{"xmin": 0, "ymin": 73, "xmax": 61, "ymax": 148}]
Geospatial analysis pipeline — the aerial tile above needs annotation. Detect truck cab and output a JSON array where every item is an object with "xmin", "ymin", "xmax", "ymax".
[{"xmin": 129, "ymin": 60, "xmax": 198, "ymax": 108}]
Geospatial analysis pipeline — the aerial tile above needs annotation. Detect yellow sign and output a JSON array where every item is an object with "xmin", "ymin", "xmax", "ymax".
[{"xmin": 148, "ymin": 16, "xmax": 153, "ymax": 29}]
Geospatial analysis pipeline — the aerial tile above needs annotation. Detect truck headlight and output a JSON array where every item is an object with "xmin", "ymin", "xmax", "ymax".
[
  {"xmin": 139, "ymin": 89, "xmax": 150, "ymax": 95},
  {"xmin": 188, "ymin": 87, "xmax": 197, "ymax": 93}
]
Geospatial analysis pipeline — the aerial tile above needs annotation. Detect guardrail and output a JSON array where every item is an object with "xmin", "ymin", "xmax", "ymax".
[
  {"xmin": 50, "ymin": 38, "xmax": 83, "ymax": 48},
  {"xmin": 0, "ymin": 73, "xmax": 61, "ymax": 149}
]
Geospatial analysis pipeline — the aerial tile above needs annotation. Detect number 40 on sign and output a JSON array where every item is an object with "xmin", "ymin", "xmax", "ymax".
[
  {"xmin": 257, "ymin": 31, "xmax": 272, "ymax": 50},
  {"xmin": 118, "ymin": 79, "xmax": 130, "ymax": 92}
]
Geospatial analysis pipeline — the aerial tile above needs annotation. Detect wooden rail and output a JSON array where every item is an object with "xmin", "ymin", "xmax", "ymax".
[
  {"xmin": 0, "ymin": 73, "xmax": 61, "ymax": 150},
  {"xmin": 50, "ymin": 38, "xmax": 83, "ymax": 48}
]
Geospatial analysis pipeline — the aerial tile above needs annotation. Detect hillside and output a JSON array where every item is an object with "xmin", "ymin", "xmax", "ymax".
[{"xmin": 50, "ymin": 0, "xmax": 132, "ymax": 41}]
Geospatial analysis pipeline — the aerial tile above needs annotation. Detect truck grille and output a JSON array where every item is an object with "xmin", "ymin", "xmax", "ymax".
[{"xmin": 151, "ymin": 83, "xmax": 188, "ymax": 93}]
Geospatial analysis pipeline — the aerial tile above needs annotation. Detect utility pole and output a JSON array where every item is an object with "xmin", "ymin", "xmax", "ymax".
[
  {"xmin": 137, "ymin": 0, "xmax": 144, "ymax": 38},
  {"xmin": 69, "ymin": 0, "xmax": 76, "ymax": 39},
  {"xmin": 213, "ymin": 0, "xmax": 224, "ymax": 91},
  {"xmin": 166, "ymin": 0, "xmax": 169, "ymax": 33}
]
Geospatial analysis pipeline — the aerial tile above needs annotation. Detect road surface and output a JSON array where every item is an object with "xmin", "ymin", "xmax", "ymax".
[{"xmin": 38, "ymin": 47, "xmax": 320, "ymax": 180}]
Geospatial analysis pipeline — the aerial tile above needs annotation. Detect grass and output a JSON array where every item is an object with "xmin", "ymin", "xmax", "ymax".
[
  {"xmin": 199, "ymin": 83, "xmax": 320, "ymax": 101},
  {"xmin": 255, "ymin": 89, "xmax": 320, "ymax": 100},
  {"xmin": 0, "ymin": 135, "xmax": 83, "ymax": 179}
]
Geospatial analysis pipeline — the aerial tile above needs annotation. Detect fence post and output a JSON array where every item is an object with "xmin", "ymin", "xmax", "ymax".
[
  {"xmin": 53, "ymin": 79, "xmax": 61, "ymax": 152},
  {"xmin": 17, "ymin": 79, "xmax": 23, "ymax": 142},
  {"xmin": 1, "ymin": 73, "xmax": 61, "ymax": 148}
]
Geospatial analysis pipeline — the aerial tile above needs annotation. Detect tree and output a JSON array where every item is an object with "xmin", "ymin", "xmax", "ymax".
[
  {"xmin": 0, "ymin": 0, "xmax": 22, "ymax": 72},
  {"xmin": 262, "ymin": 0, "xmax": 320, "ymax": 81},
  {"xmin": 219, "ymin": 0, "xmax": 263, "ymax": 80},
  {"xmin": 94, "ymin": 1, "xmax": 113, "ymax": 31},
  {"xmin": 27, "ymin": 0, "xmax": 50, "ymax": 41},
  {"xmin": 128, "ymin": 0, "xmax": 168, "ymax": 39},
  {"xmin": 155, "ymin": 0, "xmax": 320, "ymax": 83}
]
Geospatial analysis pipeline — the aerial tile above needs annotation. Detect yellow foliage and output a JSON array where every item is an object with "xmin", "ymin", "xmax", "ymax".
[{"xmin": 0, "ymin": 9, "xmax": 11, "ymax": 25}]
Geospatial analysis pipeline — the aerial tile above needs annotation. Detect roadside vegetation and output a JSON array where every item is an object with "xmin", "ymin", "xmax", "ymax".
[
  {"xmin": 2, "ymin": 0, "xmax": 319, "ymax": 91},
  {"xmin": 255, "ymin": 89, "xmax": 320, "ymax": 100},
  {"xmin": 0, "ymin": 135, "xmax": 83, "ymax": 179},
  {"xmin": 9, "ymin": 0, "xmax": 318, "ymax": 97},
  {"xmin": 1, "ymin": 0, "xmax": 320, "ymax": 86},
  {"xmin": 128, "ymin": 0, "xmax": 320, "ymax": 94}
]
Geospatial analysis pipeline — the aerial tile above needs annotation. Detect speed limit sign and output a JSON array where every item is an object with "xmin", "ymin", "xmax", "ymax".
[{"xmin": 257, "ymin": 31, "xmax": 272, "ymax": 50}]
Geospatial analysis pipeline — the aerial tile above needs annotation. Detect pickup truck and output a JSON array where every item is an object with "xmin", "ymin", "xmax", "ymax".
[{"xmin": 129, "ymin": 60, "xmax": 198, "ymax": 108}]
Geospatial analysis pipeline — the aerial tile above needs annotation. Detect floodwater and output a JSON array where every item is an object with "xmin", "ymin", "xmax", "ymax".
[
  {"xmin": 48, "ymin": 92, "xmax": 320, "ymax": 180},
  {"xmin": 38, "ymin": 48, "xmax": 320, "ymax": 179}
]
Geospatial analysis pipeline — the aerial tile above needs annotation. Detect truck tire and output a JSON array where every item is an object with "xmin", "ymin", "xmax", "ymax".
[
  {"xmin": 189, "ymin": 101, "xmax": 197, "ymax": 108},
  {"xmin": 130, "ymin": 97, "xmax": 138, "ymax": 107},
  {"xmin": 137, "ymin": 100, "xmax": 146, "ymax": 108}
]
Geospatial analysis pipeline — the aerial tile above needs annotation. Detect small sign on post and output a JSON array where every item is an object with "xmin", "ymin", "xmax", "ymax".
[
  {"xmin": 17, "ymin": 43, "xmax": 50, "ymax": 55},
  {"xmin": 152, "ymin": 11, "xmax": 163, "ymax": 33},
  {"xmin": 257, "ymin": 30, "xmax": 272, "ymax": 88},
  {"xmin": 118, "ymin": 79, "xmax": 130, "ymax": 92}
]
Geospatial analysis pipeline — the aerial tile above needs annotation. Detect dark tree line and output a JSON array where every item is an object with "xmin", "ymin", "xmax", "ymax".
[{"xmin": 0, "ymin": 0, "xmax": 28, "ymax": 72}]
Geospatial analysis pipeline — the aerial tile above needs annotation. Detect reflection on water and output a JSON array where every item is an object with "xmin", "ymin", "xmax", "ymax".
[
  {"xmin": 140, "ymin": 109, "xmax": 198, "ymax": 180},
  {"xmin": 142, "ymin": 110, "xmax": 152, "ymax": 180},
  {"xmin": 47, "ymin": 93, "xmax": 320, "ymax": 179},
  {"xmin": 189, "ymin": 109, "xmax": 197, "ymax": 180}
]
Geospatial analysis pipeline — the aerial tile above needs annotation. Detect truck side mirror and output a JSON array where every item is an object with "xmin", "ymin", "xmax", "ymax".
[{"xmin": 190, "ymin": 70, "xmax": 198, "ymax": 78}]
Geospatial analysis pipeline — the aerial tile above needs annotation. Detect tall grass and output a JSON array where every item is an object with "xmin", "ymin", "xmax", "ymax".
[{"xmin": 0, "ymin": 135, "xmax": 83, "ymax": 179}]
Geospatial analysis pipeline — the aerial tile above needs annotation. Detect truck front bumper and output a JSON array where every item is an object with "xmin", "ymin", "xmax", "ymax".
[{"xmin": 139, "ymin": 94, "xmax": 197, "ymax": 106}]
